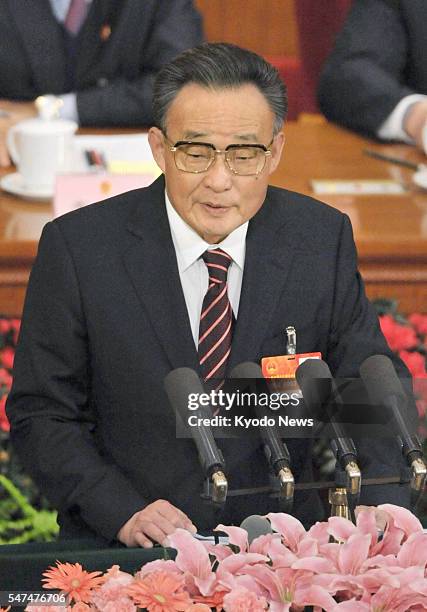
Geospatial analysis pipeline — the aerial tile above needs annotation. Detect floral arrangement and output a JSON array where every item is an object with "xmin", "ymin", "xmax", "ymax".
[
  {"xmin": 375, "ymin": 301, "xmax": 427, "ymax": 442},
  {"xmin": 0, "ymin": 317, "xmax": 59, "ymax": 543},
  {"xmin": 0, "ymin": 317, "xmax": 18, "ymax": 433},
  {"xmin": 16, "ymin": 505, "xmax": 427, "ymax": 611}
]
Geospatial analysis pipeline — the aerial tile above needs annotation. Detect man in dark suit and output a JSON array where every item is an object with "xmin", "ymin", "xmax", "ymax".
[
  {"xmin": 6, "ymin": 43, "xmax": 415, "ymax": 548},
  {"xmin": 0, "ymin": 0, "xmax": 203, "ymax": 166},
  {"xmin": 318, "ymin": 0, "xmax": 427, "ymax": 149}
]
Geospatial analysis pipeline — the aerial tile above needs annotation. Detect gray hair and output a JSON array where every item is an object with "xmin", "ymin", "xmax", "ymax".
[{"xmin": 153, "ymin": 42, "xmax": 287, "ymax": 135}]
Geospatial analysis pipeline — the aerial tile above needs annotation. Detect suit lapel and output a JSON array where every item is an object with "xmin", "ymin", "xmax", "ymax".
[
  {"xmin": 123, "ymin": 177, "xmax": 200, "ymax": 372},
  {"xmin": 74, "ymin": 0, "xmax": 117, "ymax": 83},
  {"xmin": 228, "ymin": 189, "xmax": 302, "ymax": 371},
  {"xmin": 9, "ymin": 0, "xmax": 67, "ymax": 93}
]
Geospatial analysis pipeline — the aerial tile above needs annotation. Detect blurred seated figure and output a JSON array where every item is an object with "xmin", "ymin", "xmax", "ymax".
[
  {"xmin": 317, "ymin": 0, "xmax": 427, "ymax": 150},
  {"xmin": 0, "ymin": 0, "xmax": 203, "ymax": 166}
]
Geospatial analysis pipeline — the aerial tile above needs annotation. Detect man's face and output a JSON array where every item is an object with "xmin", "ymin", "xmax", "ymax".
[{"xmin": 148, "ymin": 83, "xmax": 284, "ymax": 243}]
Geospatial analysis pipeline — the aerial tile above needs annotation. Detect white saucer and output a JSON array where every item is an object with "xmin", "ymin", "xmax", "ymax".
[
  {"xmin": 413, "ymin": 168, "xmax": 427, "ymax": 191},
  {"xmin": 0, "ymin": 172, "xmax": 53, "ymax": 200}
]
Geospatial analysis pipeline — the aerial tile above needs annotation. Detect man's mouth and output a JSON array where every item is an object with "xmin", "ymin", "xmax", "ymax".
[{"xmin": 201, "ymin": 202, "xmax": 231, "ymax": 211}]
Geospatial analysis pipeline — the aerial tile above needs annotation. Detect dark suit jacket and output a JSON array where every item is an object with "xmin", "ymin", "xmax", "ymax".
[
  {"xmin": 0, "ymin": 0, "xmax": 203, "ymax": 126},
  {"xmin": 317, "ymin": 0, "xmax": 427, "ymax": 138},
  {"xmin": 6, "ymin": 176, "xmax": 415, "ymax": 543}
]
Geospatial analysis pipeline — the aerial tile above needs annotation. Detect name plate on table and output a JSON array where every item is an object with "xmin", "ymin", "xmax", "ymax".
[
  {"xmin": 311, "ymin": 179, "xmax": 406, "ymax": 195},
  {"xmin": 53, "ymin": 173, "xmax": 155, "ymax": 218}
]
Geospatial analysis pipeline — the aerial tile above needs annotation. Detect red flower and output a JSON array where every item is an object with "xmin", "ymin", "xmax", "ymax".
[
  {"xmin": 0, "ymin": 346, "xmax": 14, "ymax": 371},
  {"xmin": 416, "ymin": 399, "xmax": 427, "ymax": 420},
  {"xmin": 0, "ymin": 367, "xmax": 12, "ymax": 389},
  {"xmin": 408, "ymin": 313, "xmax": 427, "ymax": 337},
  {"xmin": 0, "ymin": 319, "xmax": 12, "ymax": 334},
  {"xmin": 399, "ymin": 350, "xmax": 427, "ymax": 378},
  {"xmin": 10, "ymin": 318, "xmax": 21, "ymax": 344},
  {"xmin": 0, "ymin": 395, "xmax": 10, "ymax": 432},
  {"xmin": 379, "ymin": 315, "xmax": 418, "ymax": 352}
]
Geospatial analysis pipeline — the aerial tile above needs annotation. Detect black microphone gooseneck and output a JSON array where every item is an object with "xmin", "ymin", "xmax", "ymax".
[
  {"xmin": 296, "ymin": 359, "xmax": 361, "ymax": 518},
  {"xmin": 164, "ymin": 367, "xmax": 228, "ymax": 504},
  {"xmin": 230, "ymin": 362, "xmax": 295, "ymax": 510},
  {"xmin": 360, "ymin": 354, "xmax": 427, "ymax": 495}
]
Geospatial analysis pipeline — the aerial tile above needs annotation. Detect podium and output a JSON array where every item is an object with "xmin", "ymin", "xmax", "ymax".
[{"xmin": 0, "ymin": 539, "xmax": 175, "ymax": 591}]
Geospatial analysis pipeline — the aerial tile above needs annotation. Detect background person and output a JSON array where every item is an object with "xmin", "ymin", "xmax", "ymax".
[
  {"xmin": 317, "ymin": 0, "xmax": 427, "ymax": 149},
  {"xmin": 0, "ymin": 0, "xmax": 203, "ymax": 166}
]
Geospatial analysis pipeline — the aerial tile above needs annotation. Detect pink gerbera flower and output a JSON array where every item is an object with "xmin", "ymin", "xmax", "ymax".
[
  {"xmin": 126, "ymin": 570, "xmax": 192, "ymax": 612},
  {"xmin": 42, "ymin": 561, "xmax": 105, "ymax": 604}
]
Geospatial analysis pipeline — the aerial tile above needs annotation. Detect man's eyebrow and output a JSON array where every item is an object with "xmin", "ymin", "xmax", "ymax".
[
  {"xmin": 182, "ymin": 131, "xmax": 209, "ymax": 139},
  {"xmin": 234, "ymin": 133, "xmax": 259, "ymax": 141},
  {"xmin": 181, "ymin": 131, "xmax": 260, "ymax": 142}
]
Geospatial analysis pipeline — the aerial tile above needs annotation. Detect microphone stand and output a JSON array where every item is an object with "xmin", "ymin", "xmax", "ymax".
[
  {"xmin": 410, "ymin": 456, "xmax": 427, "ymax": 507},
  {"xmin": 328, "ymin": 458, "xmax": 361, "ymax": 522},
  {"xmin": 203, "ymin": 467, "xmax": 414, "ymax": 524},
  {"xmin": 203, "ymin": 469, "xmax": 228, "ymax": 506},
  {"xmin": 326, "ymin": 439, "xmax": 361, "ymax": 522}
]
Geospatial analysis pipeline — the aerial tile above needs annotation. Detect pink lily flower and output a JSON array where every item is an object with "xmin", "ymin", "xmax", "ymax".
[
  {"xmin": 244, "ymin": 564, "xmax": 337, "ymax": 611},
  {"xmin": 266, "ymin": 513, "xmax": 307, "ymax": 552},
  {"xmin": 167, "ymin": 529, "xmax": 216, "ymax": 595}
]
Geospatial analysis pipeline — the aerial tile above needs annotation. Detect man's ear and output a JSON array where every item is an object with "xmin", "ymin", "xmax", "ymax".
[
  {"xmin": 268, "ymin": 131, "xmax": 285, "ymax": 175},
  {"xmin": 148, "ymin": 127, "xmax": 166, "ymax": 173}
]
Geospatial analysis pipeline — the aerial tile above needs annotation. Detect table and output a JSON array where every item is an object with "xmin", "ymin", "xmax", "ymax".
[
  {"xmin": 271, "ymin": 121, "xmax": 427, "ymax": 314},
  {"xmin": 0, "ymin": 121, "xmax": 426, "ymax": 316},
  {"xmin": 0, "ymin": 538, "xmax": 172, "ymax": 593}
]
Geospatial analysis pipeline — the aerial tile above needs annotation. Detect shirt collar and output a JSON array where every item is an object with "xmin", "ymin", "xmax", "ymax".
[{"xmin": 165, "ymin": 190, "xmax": 247, "ymax": 273}]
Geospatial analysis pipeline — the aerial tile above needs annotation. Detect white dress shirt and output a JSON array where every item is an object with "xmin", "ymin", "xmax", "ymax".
[
  {"xmin": 377, "ymin": 93, "xmax": 427, "ymax": 143},
  {"xmin": 165, "ymin": 192, "xmax": 247, "ymax": 347}
]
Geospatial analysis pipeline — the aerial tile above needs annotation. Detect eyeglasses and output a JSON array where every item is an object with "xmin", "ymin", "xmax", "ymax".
[{"xmin": 163, "ymin": 134, "xmax": 273, "ymax": 176}]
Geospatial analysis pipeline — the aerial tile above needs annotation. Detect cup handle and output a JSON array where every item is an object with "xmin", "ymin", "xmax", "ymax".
[{"xmin": 6, "ymin": 126, "xmax": 20, "ymax": 165}]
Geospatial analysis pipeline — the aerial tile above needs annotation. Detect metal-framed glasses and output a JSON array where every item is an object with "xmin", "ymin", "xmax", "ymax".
[{"xmin": 164, "ymin": 135, "xmax": 273, "ymax": 176}]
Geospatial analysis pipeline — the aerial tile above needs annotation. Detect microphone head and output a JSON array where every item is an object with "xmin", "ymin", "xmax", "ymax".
[
  {"xmin": 240, "ymin": 515, "xmax": 272, "ymax": 544},
  {"xmin": 296, "ymin": 357, "xmax": 332, "ymax": 381},
  {"xmin": 360, "ymin": 355, "xmax": 407, "ymax": 405},
  {"xmin": 230, "ymin": 362, "xmax": 263, "ymax": 379},
  {"xmin": 296, "ymin": 359, "xmax": 335, "ymax": 414}
]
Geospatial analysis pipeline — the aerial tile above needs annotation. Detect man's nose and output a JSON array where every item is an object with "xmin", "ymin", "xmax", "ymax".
[{"xmin": 202, "ymin": 152, "xmax": 233, "ymax": 191}]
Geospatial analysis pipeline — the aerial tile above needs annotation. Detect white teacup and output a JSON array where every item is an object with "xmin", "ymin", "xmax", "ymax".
[{"xmin": 7, "ymin": 118, "xmax": 77, "ymax": 191}]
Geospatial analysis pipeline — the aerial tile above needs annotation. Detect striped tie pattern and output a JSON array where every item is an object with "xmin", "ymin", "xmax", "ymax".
[
  {"xmin": 198, "ymin": 249, "xmax": 234, "ymax": 390},
  {"xmin": 64, "ymin": 0, "xmax": 89, "ymax": 35}
]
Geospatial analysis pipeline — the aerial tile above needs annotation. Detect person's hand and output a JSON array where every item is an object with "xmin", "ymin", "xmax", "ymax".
[
  {"xmin": 355, "ymin": 505, "xmax": 388, "ymax": 532},
  {"xmin": 403, "ymin": 99, "xmax": 427, "ymax": 151},
  {"xmin": 0, "ymin": 99, "xmax": 37, "ymax": 167},
  {"xmin": 117, "ymin": 499, "xmax": 197, "ymax": 548}
]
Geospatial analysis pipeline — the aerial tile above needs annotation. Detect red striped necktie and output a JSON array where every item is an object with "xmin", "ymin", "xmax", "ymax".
[
  {"xmin": 64, "ymin": 0, "xmax": 89, "ymax": 35},
  {"xmin": 198, "ymin": 248, "xmax": 235, "ymax": 390}
]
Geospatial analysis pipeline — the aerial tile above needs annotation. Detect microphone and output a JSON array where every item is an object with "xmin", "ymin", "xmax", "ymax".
[
  {"xmin": 360, "ymin": 355, "xmax": 427, "ymax": 492},
  {"xmin": 296, "ymin": 359, "xmax": 361, "ymax": 498},
  {"xmin": 240, "ymin": 514, "xmax": 272, "ymax": 544},
  {"xmin": 230, "ymin": 362, "xmax": 294, "ymax": 507},
  {"xmin": 164, "ymin": 367, "xmax": 228, "ymax": 504}
]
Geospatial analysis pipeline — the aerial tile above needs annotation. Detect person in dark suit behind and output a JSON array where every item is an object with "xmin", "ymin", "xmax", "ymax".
[
  {"xmin": 6, "ymin": 42, "xmax": 417, "ymax": 548},
  {"xmin": 0, "ymin": 0, "xmax": 203, "ymax": 166},
  {"xmin": 317, "ymin": 0, "xmax": 427, "ymax": 149}
]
